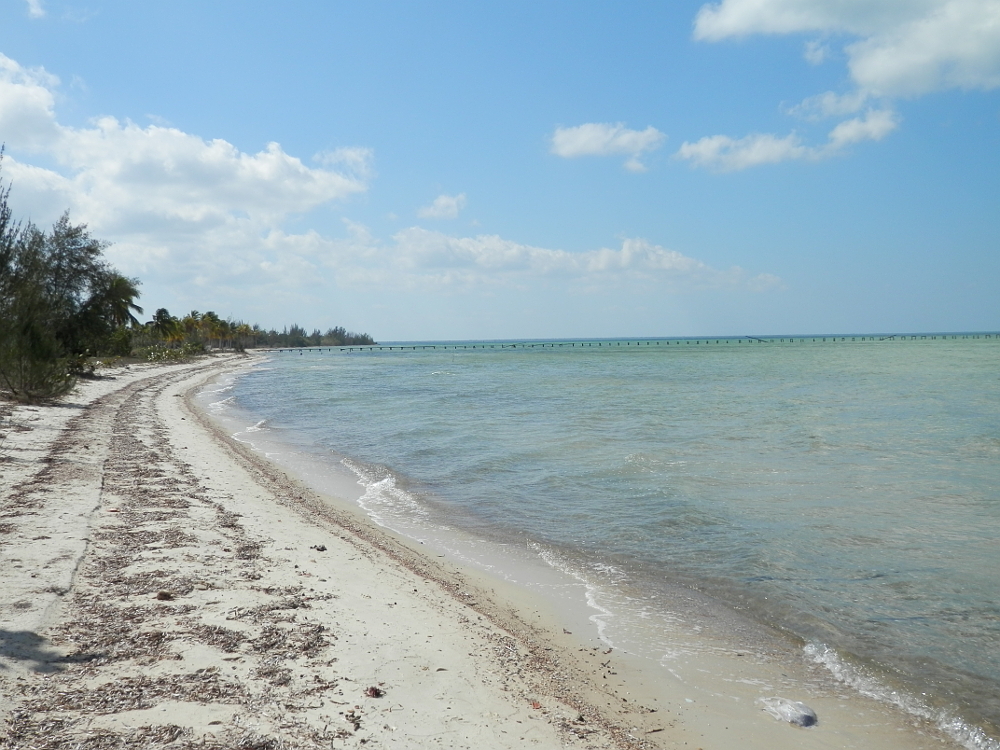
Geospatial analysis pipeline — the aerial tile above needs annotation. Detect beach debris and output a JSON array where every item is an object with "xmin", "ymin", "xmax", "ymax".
[
  {"xmin": 218, "ymin": 510, "xmax": 243, "ymax": 528},
  {"xmin": 310, "ymin": 544, "xmax": 327, "ymax": 552},
  {"xmin": 104, "ymin": 569, "xmax": 199, "ymax": 597},
  {"xmin": 559, "ymin": 714, "xmax": 599, "ymax": 740},
  {"xmin": 231, "ymin": 731, "xmax": 282, "ymax": 750},
  {"xmin": 53, "ymin": 598, "xmax": 183, "ymax": 664},
  {"xmin": 531, "ymin": 700, "xmax": 542, "ymax": 709},
  {"xmin": 758, "ymin": 697, "xmax": 818, "ymax": 727},
  {"xmin": 255, "ymin": 659, "xmax": 293, "ymax": 686},
  {"xmin": 250, "ymin": 622, "xmax": 330, "ymax": 657},
  {"xmin": 4, "ymin": 718, "xmax": 191, "ymax": 749},
  {"xmin": 235, "ymin": 542, "xmax": 263, "ymax": 560},
  {"xmin": 343, "ymin": 708, "xmax": 362, "ymax": 731},
  {"xmin": 365, "ymin": 685, "xmax": 384, "ymax": 698},
  {"xmin": 23, "ymin": 670, "xmax": 249, "ymax": 715},
  {"xmin": 188, "ymin": 622, "xmax": 246, "ymax": 652}
]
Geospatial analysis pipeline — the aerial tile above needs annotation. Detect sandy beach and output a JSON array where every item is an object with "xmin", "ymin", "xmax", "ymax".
[{"xmin": 0, "ymin": 356, "xmax": 958, "ymax": 749}]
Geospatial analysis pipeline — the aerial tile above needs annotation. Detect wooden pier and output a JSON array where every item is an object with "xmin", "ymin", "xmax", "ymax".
[{"xmin": 269, "ymin": 333, "xmax": 997, "ymax": 354}]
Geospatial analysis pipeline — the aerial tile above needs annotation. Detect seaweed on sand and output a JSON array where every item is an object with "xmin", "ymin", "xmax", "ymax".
[
  {"xmin": 21, "ymin": 669, "xmax": 250, "ymax": 715},
  {"xmin": 250, "ymin": 623, "xmax": 331, "ymax": 658}
]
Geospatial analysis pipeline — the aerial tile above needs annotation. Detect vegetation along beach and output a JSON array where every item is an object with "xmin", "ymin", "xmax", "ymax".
[
  {"xmin": 2, "ymin": 1, "xmax": 999, "ymax": 747},
  {"xmin": 5, "ymin": 327, "xmax": 999, "ymax": 750},
  {"xmin": 5, "ymin": 164, "xmax": 997, "ymax": 748}
]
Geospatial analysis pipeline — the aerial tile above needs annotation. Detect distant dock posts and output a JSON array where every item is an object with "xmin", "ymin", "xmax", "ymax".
[{"xmin": 267, "ymin": 332, "xmax": 996, "ymax": 355}]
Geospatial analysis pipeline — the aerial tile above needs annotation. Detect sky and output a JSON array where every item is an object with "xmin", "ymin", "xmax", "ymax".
[{"xmin": 0, "ymin": 0, "xmax": 998, "ymax": 340}]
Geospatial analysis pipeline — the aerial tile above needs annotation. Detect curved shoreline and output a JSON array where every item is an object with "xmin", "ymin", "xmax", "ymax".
[
  {"xmin": 194, "ymin": 356, "xmax": 966, "ymax": 750},
  {"xmin": 0, "ymin": 358, "xmax": 632, "ymax": 748},
  {"xmin": 0, "ymin": 355, "xmax": 967, "ymax": 749}
]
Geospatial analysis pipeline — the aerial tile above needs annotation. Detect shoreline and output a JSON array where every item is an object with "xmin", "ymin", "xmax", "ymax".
[
  {"xmin": 0, "ymin": 355, "xmax": 965, "ymax": 749},
  {"xmin": 0, "ymin": 357, "xmax": 637, "ymax": 748},
  {"xmin": 196, "ymin": 356, "xmax": 965, "ymax": 750}
]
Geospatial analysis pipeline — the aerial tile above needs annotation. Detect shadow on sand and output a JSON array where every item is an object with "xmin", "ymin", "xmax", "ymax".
[{"xmin": 0, "ymin": 629, "xmax": 101, "ymax": 673}]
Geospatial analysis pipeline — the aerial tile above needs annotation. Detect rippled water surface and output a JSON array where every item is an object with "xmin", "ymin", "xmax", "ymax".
[{"xmin": 223, "ymin": 336, "xmax": 1000, "ymax": 747}]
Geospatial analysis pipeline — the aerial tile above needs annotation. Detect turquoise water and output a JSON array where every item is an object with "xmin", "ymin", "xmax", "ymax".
[{"xmin": 220, "ymin": 335, "xmax": 1000, "ymax": 748}]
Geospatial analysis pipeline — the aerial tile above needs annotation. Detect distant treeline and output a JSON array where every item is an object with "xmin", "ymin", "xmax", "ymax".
[
  {"xmin": 256, "ymin": 324, "xmax": 375, "ymax": 348},
  {"xmin": 0, "ymin": 154, "xmax": 374, "ymax": 403},
  {"xmin": 138, "ymin": 312, "xmax": 376, "ymax": 351}
]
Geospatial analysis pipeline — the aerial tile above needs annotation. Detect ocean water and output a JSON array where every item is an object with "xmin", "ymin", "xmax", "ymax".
[{"xmin": 209, "ymin": 335, "xmax": 1000, "ymax": 748}]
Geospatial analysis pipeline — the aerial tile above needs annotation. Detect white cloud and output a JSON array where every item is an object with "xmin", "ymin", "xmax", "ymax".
[
  {"xmin": 106, "ymin": 220, "xmax": 780, "ymax": 308},
  {"xmin": 677, "ymin": 133, "xmax": 809, "ymax": 171},
  {"xmin": 26, "ymin": 0, "xmax": 45, "ymax": 18},
  {"xmin": 314, "ymin": 146, "xmax": 374, "ymax": 181},
  {"xmin": 0, "ymin": 52, "xmax": 369, "ymax": 242},
  {"xmin": 311, "ymin": 227, "xmax": 781, "ymax": 293},
  {"xmin": 677, "ymin": 109, "xmax": 898, "ymax": 171},
  {"xmin": 418, "ymin": 193, "xmax": 466, "ymax": 219},
  {"xmin": 693, "ymin": 0, "xmax": 1000, "ymax": 97},
  {"xmin": 56, "ymin": 121, "xmax": 365, "ymax": 233},
  {"xmin": 785, "ymin": 90, "xmax": 871, "ymax": 120},
  {"xmin": 685, "ymin": 0, "xmax": 999, "ymax": 169},
  {"xmin": 551, "ymin": 122, "xmax": 666, "ymax": 172},
  {"xmin": 827, "ymin": 108, "xmax": 899, "ymax": 148},
  {"xmin": 0, "ymin": 52, "xmax": 375, "ymax": 318},
  {"xmin": 0, "ymin": 52, "xmax": 779, "ymax": 324},
  {"xmin": 803, "ymin": 39, "xmax": 830, "ymax": 65},
  {"xmin": 846, "ymin": 1, "xmax": 1000, "ymax": 96},
  {"xmin": 0, "ymin": 54, "xmax": 61, "ymax": 148}
]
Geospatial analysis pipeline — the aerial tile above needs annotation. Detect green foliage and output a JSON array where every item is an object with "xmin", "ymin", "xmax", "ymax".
[
  {"xmin": 253, "ymin": 324, "xmax": 376, "ymax": 348},
  {"xmin": 0, "ymin": 154, "xmax": 143, "ymax": 401},
  {"xmin": 66, "ymin": 353, "xmax": 97, "ymax": 378},
  {"xmin": 322, "ymin": 326, "xmax": 375, "ymax": 346},
  {"xmin": 105, "ymin": 326, "xmax": 134, "ymax": 357},
  {"xmin": 0, "ymin": 157, "xmax": 70, "ymax": 401},
  {"xmin": 150, "ymin": 308, "xmax": 180, "ymax": 340},
  {"xmin": 133, "ymin": 340, "xmax": 205, "ymax": 362},
  {"xmin": 0, "ymin": 147, "xmax": 377, "ymax": 403},
  {"xmin": 135, "ymin": 345, "xmax": 188, "ymax": 362},
  {"xmin": 0, "ymin": 285, "xmax": 76, "ymax": 402},
  {"xmin": 132, "ymin": 306, "xmax": 376, "ymax": 352},
  {"xmin": 87, "ymin": 272, "xmax": 143, "ymax": 337}
]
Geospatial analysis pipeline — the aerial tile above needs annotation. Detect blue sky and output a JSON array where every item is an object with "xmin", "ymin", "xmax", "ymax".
[{"xmin": 1, "ymin": 0, "xmax": 998, "ymax": 339}]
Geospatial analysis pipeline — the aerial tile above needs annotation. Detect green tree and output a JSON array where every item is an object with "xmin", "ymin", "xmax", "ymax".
[
  {"xmin": 149, "ymin": 308, "xmax": 181, "ymax": 342},
  {"xmin": 200, "ymin": 311, "xmax": 222, "ymax": 348},
  {"xmin": 94, "ymin": 273, "xmax": 143, "ymax": 328},
  {"xmin": 2, "ymin": 150, "xmax": 145, "ymax": 385},
  {"xmin": 0, "ymin": 168, "xmax": 75, "ymax": 400},
  {"xmin": 70, "ymin": 271, "xmax": 143, "ymax": 355}
]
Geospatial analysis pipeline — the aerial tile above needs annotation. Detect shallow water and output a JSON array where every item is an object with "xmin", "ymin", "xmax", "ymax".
[{"xmin": 214, "ymin": 335, "xmax": 1000, "ymax": 749}]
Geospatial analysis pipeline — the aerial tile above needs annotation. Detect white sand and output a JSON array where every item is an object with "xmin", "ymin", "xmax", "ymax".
[{"xmin": 0, "ymin": 357, "xmax": 960, "ymax": 749}]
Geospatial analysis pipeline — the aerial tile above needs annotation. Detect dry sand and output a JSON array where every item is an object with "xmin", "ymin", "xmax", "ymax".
[{"xmin": 0, "ymin": 357, "xmax": 959, "ymax": 749}]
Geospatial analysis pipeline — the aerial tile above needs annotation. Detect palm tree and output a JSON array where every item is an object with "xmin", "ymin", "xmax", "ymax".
[
  {"xmin": 95, "ymin": 273, "xmax": 143, "ymax": 328},
  {"xmin": 166, "ymin": 326, "xmax": 186, "ymax": 349},
  {"xmin": 149, "ymin": 308, "xmax": 180, "ymax": 344},
  {"xmin": 178, "ymin": 311, "xmax": 199, "ymax": 346},
  {"xmin": 235, "ymin": 322, "xmax": 254, "ymax": 350},
  {"xmin": 200, "ymin": 311, "xmax": 222, "ymax": 348}
]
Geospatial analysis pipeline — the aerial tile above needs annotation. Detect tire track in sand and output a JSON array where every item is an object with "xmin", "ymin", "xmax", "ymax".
[{"xmin": 2, "ymin": 364, "xmax": 356, "ymax": 749}]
